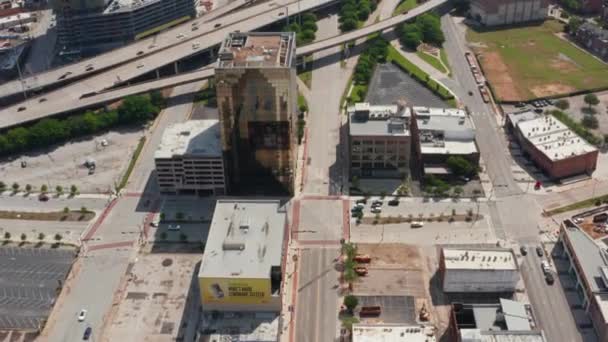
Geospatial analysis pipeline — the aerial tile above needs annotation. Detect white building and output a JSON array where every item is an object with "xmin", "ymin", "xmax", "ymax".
[
  {"xmin": 441, "ymin": 248, "xmax": 520, "ymax": 293},
  {"xmin": 154, "ymin": 120, "xmax": 226, "ymax": 195},
  {"xmin": 352, "ymin": 324, "xmax": 435, "ymax": 342},
  {"xmin": 470, "ymin": 0, "xmax": 548, "ymax": 26},
  {"xmin": 198, "ymin": 200, "xmax": 287, "ymax": 312}
]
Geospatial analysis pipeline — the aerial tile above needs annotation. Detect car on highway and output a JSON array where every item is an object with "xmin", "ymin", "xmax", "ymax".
[
  {"xmin": 39, "ymin": 97, "xmax": 47, "ymax": 103},
  {"xmin": 214, "ymin": 23, "xmax": 222, "ymax": 28},
  {"xmin": 176, "ymin": 33, "xmax": 186, "ymax": 39},
  {"xmin": 192, "ymin": 43, "xmax": 200, "ymax": 50},
  {"xmin": 468, "ymin": 90, "xmax": 473, "ymax": 96},
  {"xmin": 18, "ymin": 106, "xmax": 26, "ymax": 112},
  {"xmin": 541, "ymin": 260, "xmax": 550, "ymax": 274},
  {"xmin": 58, "ymin": 71, "xmax": 72, "ymax": 80},
  {"xmin": 83, "ymin": 326, "xmax": 92, "ymax": 340},
  {"xmin": 85, "ymin": 64, "xmax": 94, "ymax": 71},
  {"xmin": 192, "ymin": 25, "xmax": 199, "ymax": 31},
  {"xmin": 78, "ymin": 309, "xmax": 87, "ymax": 322},
  {"xmin": 545, "ymin": 272, "xmax": 554, "ymax": 285},
  {"xmin": 536, "ymin": 246, "xmax": 543, "ymax": 257},
  {"xmin": 137, "ymin": 63, "xmax": 144, "ymax": 69},
  {"xmin": 520, "ymin": 246, "xmax": 527, "ymax": 256},
  {"xmin": 411, "ymin": 221, "xmax": 424, "ymax": 228},
  {"xmin": 137, "ymin": 50, "xmax": 144, "ymax": 56}
]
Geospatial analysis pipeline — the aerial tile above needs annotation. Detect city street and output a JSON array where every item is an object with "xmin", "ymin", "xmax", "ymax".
[{"xmin": 295, "ymin": 247, "xmax": 340, "ymax": 342}]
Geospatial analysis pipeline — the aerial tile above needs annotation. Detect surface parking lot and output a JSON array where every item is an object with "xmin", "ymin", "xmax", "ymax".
[{"xmin": 0, "ymin": 246, "xmax": 76, "ymax": 330}]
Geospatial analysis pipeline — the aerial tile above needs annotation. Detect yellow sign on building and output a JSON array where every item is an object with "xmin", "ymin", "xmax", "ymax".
[{"xmin": 200, "ymin": 278, "xmax": 271, "ymax": 305}]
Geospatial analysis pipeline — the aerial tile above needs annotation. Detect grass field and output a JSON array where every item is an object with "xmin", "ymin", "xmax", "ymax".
[
  {"xmin": 467, "ymin": 20, "xmax": 608, "ymax": 101},
  {"xmin": 416, "ymin": 50, "xmax": 448, "ymax": 74},
  {"xmin": 393, "ymin": 0, "xmax": 417, "ymax": 15},
  {"xmin": 440, "ymin": 48, "xmax": 452, "ymax": 76}
]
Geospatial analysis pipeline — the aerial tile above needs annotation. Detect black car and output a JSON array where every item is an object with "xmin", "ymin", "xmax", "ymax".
[
  {"xmin": 356, "ymin": 198, "xmax": 367, "ymax": 205},
  {"xmin": 536, "ymin": 246, "xmax": 543, "ymax": 257},
  {"xmin": 520, "ymin": 246, "xmax": 527, "ymax": 256},
  {"xmin": 515, "ymin": 102, "xmax": 526, "ymax": 108},
  {"xmin": 545, "ymin": 272, "xmax": 554, "ymax": 285},
  {"xmin": 83, "ymin": 327, "xmax": 92, "ymax": 340},
  {"xmin": 388, "ymin": 199, "xmax": 399, "ymax": 206},
  {"xmin": 351, "ymin": 207, "xmax": 363, "ymax": 213}
]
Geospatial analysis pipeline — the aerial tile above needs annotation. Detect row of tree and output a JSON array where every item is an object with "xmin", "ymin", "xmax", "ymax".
[
  {"xmin": 283, "ymin": 13, "xmax": 319, "ymax": 45},
  {"xmin": 397, "ymin": 13, "xmax": 445, "ymax": 50},
  {"xmin": 339, "ymin": 0, "xmax": 377, "ymax": 32},
  {"xmin": 353, "ymin": 37, "xmax": 389, "ymax": 85},
  {"xmin": 0, "ymin": 182, "xmax": 78, "ymax": 195},
  {"xmin": 0, "ymin": 92, "xmax": 163, "ymax": 157}
]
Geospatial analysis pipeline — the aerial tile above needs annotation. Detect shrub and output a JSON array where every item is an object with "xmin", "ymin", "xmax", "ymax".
[
  {"xmin": 555, "ymin": 99, "xmax": 570, "ymax": 110},
  {"xmin": 20, "ymin": 233, "xmax": 26, "ymax": 241},
  {"xmin": 344, "ymin": 295, "xmax": 359, "ymax": 312},
  {"xmin": 38, "ymin": 232, "xmax": 45, "ymax": 240},
  {"xmin": 4, "ymin": 232, "xmax": 10, "ymax": 240}
]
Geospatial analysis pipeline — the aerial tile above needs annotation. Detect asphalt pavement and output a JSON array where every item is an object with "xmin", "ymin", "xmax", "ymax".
[{"xmin": 295, "ymin": 247, "xmax": 340, "ymax": 342}]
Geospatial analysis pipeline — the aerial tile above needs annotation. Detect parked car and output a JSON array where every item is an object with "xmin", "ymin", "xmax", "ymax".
[
  {"xmin": 545, "ymin": 272, "xmax": 555, "ymax": 285},
  {"xmin": 353, "ymin": 203, "xmax": 365, "ymax": 209},
  {"xmin": 515, "ymin": 102, "xmax": 526, "ymax": 108},
  {"xmin": 534, "ymin": 108, "xmax": 543, "ymax": 114},
  {"xmin": 21, "ymin": 160, "xmax": 27, "ymax": 168},
  {"xmin": 536, "ymin": 246, "xmax": 543, "ymax": 257},
  {"xmin": 541, "ymin": 260, "xmax": 550, "ymax": 274},
  {"xmin": 370, "ymin": 207, "xmax": 381, "ymax": 214},
  {"xmin": 372, "ymin": 200, "xmax": 383, "ymax": 206},
  {"xmin": 356, "ymin": 198, "xmax": 367, "ymax": 205},
  {"xmin": 83, "ymin": 326, "xmax": 92, "ymax": 340},
  {"xmin": 168, "ymin": 224, "xmax": 181, "ymax": 231},
  {"xmin": 214, "ymin": 23, "xmax": 222, "ymax": 28},
  {"xmin": 520, "ymin": 246, "xmax": 527, "ymax": 256},
  {"xmin": 137, "ymin": 50, "xmax": 144, "ymax": 56},
  {"xmin": 411, "ymin": 221, "xmax": 424, "ymax": 228},
  {"xmin": 78, "ymin": 309, "xmax": 87, "ymax": 322},
  {"xmin": 388, "ymin": 199, "xmax": 399, "ymax": 206},
  {"xmin": 351, "ymin": 207, "xmax": 363, "ymax": 213},
  {"xmin": 38, "ymin": 194, "xmax": 49, "ymax": 202}
]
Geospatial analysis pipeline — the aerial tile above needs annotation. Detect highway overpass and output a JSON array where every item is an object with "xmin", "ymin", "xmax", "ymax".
[
  {"xmin": 0, "ymin": 0, "xmax": 334, "ymax": 101},
  {"xmin": 0, "ymin": 0, "xmax": 448, "ymax": 130}
]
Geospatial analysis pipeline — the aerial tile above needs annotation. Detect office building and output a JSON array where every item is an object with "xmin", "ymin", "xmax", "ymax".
[
  {"xmin": 348, "ymin": 102, "xmax": 411, "ymax": 178},
  {"xmin": 469, "ymin": 0, "xmax": 548, "ymax": 26},
  {"xmin": 50, "ymin": 0, "xmax": 196, "ymax": 55},
  {"xmin": 154, "ymin": 120, "xmax": 226, "ymax": 195},
  {"xmin": 450, "ymin": 299, "xmax": 546, "ymax": 342},
  {"xmin": 215, "ymin": 32, "xmax": 298, "ymax": 194},
  {"xmin": 558, "ymin": 220, "xmax": 608, "ymax": 341},
  {"xmin": 440, "ymin": 248, "xmax": 520, "ymax": 293},
  {"xmin": 411, "ymin": 106, "xmax": 479, "ymax": 173},
  {"xmin": 507, "ymin": 110, "xmax": 598, "ymax": 180},
  {"xmin": 198, "ymin": 200, "xmax": 287, "ymax": 312}
]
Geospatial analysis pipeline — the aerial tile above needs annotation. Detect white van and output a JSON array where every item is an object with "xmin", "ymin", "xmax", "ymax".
[{"xmin": 411, "ymin": 221, "xmax": 424, "ymax": 228}]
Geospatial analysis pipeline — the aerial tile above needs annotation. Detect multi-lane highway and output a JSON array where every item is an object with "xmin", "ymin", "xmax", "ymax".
[{"xmin": 1, "ymin": 0, "xmax": 446, "ymax": 131}]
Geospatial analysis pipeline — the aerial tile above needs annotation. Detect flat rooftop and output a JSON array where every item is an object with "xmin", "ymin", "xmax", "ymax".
[
  {"xmin": 443, "ymin": 248, "xmax": 517, "ymax": 271},
  {"xmin": 352, "ymin": 324, "xmax": 435, "ymax": 342},
  {"xmin": 348, "ymin": 102, "xmax": 410, "ymax": 137},
  {"xmin": 154, "ymin": 120, "xmax": 221, "ymax": 159},
  {"xmin": 217, "ymin": 32, "xmax": 295, "ymax": 68},
  {"xmin": 515, "ymin": 113, "xmax": 597, "ymax": 162},
  {"xmin": 412, "ymin": 106, "xmax": 467, "ymax": 118},
  {"xmin": 198, "ymin": 200, "xmax": 286, "ymax": 279},
  {"xmin": 460, "ymin": 330, "xmax": 546, "ymax": 342}
]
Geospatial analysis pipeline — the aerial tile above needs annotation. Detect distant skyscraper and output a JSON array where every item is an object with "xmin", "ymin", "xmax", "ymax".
[
  {"xmin": 214, "ymin": 32, "xmax": 298, "ymax": 195},
  {"xmin": 50, "ymin": 0, "xmax": 196, "ymax": 55}
]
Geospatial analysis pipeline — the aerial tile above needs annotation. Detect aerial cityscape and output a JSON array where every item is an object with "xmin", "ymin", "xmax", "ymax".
[{"xmin": 1, "ymin": 0, "xmax": 608, "ymax": 340}]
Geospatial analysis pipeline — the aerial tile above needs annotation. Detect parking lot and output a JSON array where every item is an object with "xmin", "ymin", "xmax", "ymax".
[
  {"xmin": 0, "ymin": 246, "xmax": 76, "ymax": 330},
  {"xmin": 349, "ymin": 198, "xmax": 497, "ymax": 245},
  {"xmin": 0, "ymin": 129, "xmax": 143, "ymax": 194},
  {"xmin": 366, "ymin": 63, "xmax": 448, "ymax": 107},
  {"xmin": 103, "ymin": 245, "xmax": 201, "ymax": 341}
]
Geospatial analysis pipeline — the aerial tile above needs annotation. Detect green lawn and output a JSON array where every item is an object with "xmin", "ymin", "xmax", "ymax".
[
  {"xmin": 440, "ymin": 48, "xmax": 452, "ymax": 76},
  {"xmin": 393, "ymin": 0, "xmax": 418, "ymax": 15},
  {"xmin": 416, "ymin": 50, "xmax": 447, "ymax": 74},
  {"xmin": 467, "ymin": 20, "xmax": 608, "ymax": 101},
  {"xmin": 387, "ymin": 46, "xmax": 455, "ymax": 104}
]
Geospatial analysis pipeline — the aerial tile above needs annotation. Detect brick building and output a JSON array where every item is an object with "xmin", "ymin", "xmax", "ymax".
[
  {"xmin": 574, "ymin": 22, "xmax": 608, "ymax": 62},
  {"xmin": 348, "ymin": 103, "xmax": 411, "ymax": 178},
  {"xmin": 507, "ymin": 111, "xmax": 598, "ymax": 180},
  {"xmin": 469, "ymin": 0, "xmax": 548, "ymax": 26}
]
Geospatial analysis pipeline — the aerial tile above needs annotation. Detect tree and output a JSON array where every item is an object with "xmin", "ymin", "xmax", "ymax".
[
  {"xmin": 55, "ymin": 185, "xmax": 63, "ymax": 195},
  {"xmin": 20, "ymin": 233, "xmax": 26, "ymax": 242},
  {"xmin": 70, "ymin": 185, "xmax": 78, "ymax": 196},
  {"xmin": 80, "ymin": 206, "xmax": 88, "ymax": 213},
  {"xmin": 584, "ymin": 93, "xmax": 600, "ymax": 109},
  {"xmin": 416, "ymin": 13, "xmax": 444, "ymax": 46},
  {"xmin": 582, "ymin": 115, "xmax": 599, "ymax": 129},
  {"xmin": 0, "ymin": 181, "xmax": 5, "ymax": 191},
  {"xmin": 38, "ymin": 232, "xmax": 45, "ymax": 241},
  {"xmin": 399, "ymin": 23, "xmax": 423, "ymax": 50},
  {"xmin": 342, "ymin": 242, "xmax": 358, "ymax": 261},
  {"xmin": 25, "ymin": 184, "xmax": 32, "ymax": 193},
  {"xmin": 344, "ymin": 295, "xmax": 359, "ymax": 312},
  {"xmin": 54, "ymin": 233, "xmax": 62, "ymax": 242},
  {"xmin": 12, "ymin": 182, "xmax": 19, "ymax": 192},
  {"xmin": 150, "ymin": 90, "xmax": 166, "ymax": 108},
  {"xmin": 555, "ymin": 99, "xmax": 570, "ymax": 110},
  {"xmin": 453, "ymin": 186, "xmax": 464, "ymax": 198},
  {"xmin": 446, "ymin": 156, "xmax": 476, "ymax": 177},
  {"xmin": 340, "ymin": 17, "xmax": 358, "ymax": 32},
  {"xmin": 160, "ymin": 212, "xmax": 166, "ymax": 221},
  {"xmin": 63, "ymin": 207, "xmax": 70, "ymax": 214},
  {"xmin": 40, "ymin": 184, "xmax": 48, "ymax": 193},
  {"xmin": 4, "ymin": 232, "xmax": 10, "ymax": 240},
  {"xmin": 118, "ymin": 95, "xmax": 159, "ymax": 124}
]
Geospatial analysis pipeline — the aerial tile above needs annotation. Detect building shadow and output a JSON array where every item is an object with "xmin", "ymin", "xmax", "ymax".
[{"xmin": 175, "ymin": 260, "xmax": 202, "ymax": 341}]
